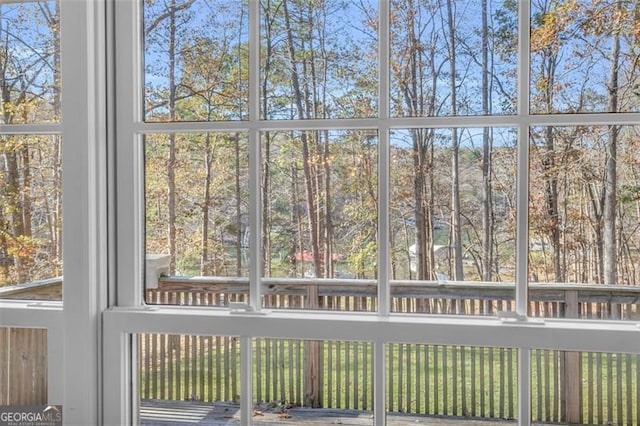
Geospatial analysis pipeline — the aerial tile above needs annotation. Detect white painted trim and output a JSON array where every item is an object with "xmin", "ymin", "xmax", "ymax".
[
  {"xmin": 377, "ymin": 0, "xmax": 391, "ymax": 317},
  {"xmin": 248, "ymin": 0, "xmax": 262, "ymax": 310},
  {"xmin": 114, "ymin": 0, "xmax": 144, "ymax": 307},
  {"xmin": 0, "ymin": 124, "xmax": 62, "ymax": 134},
  {"xmin": 516, "ymin": 3, "xmax": 532, "ymax": 423},
  {"xmin": 102, "ymin": 329, "xmax": 132, "ymax": 426},
  {"xmin": 128, "ymin": 111, "xmax": 640, "ymax": 134},
  {"xmin": 59, "ymin": 0, "xmax": 106, "ymax": 424},
  {"xmin": 526, "ymin": 111, "xmax": 640, "ymax": 126},
  {"xmin": 515, "ymin": 0, "xmax": 530, "ymax": 319},
  {"xmin": 47, "ymin": 324, "xmax": 65, "ymax": 406},
  {"xmin": 0, "ymin": 302, "xmax": 63, "ymax": 327},
  {"xmin": 0, "ymin": 0, "xmax": 106, "ymax": 424},
  {"xmin": 103, "ymin": 308, "xmax": 640, "ymax": 354}
]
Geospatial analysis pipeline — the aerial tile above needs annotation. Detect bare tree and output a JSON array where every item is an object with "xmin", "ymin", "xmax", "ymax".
[
  {"xmin": 481, "ymin": 0, "xmax": 494, "ymax": 281},
  {"xmin": 602, "ymin": 0, "xmax": 622, "ymax": 286},
  {"xmin": 444, "ymin": 0, "xmax": 464, "ymax": 281}
]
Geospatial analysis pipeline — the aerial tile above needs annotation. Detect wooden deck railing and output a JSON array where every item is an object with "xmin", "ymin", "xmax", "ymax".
[
  {"xmin": 0, "ymin": 327, "xmax": 48, "ymax": 405},
  {"xmin": 2, "ymin": 276, "xmax": 637, "ymax": 423},
  {"xmin": 140, "ymin": 277, "xmax": 640, "ymax": 424},
  {"xmin": 0, "ymin": 276, "xmax": 60, "ymax": 405}
]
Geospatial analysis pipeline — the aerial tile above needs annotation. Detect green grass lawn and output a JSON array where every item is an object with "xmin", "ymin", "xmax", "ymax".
[{"xmin": 139, "ymin": 336, "xmax": 638, "ymax": 424}]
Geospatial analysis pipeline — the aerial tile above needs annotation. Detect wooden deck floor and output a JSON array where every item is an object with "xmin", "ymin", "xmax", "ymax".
[{"xmin": 140, "ymin": 400, "xmax": 522, "ymax": 425}]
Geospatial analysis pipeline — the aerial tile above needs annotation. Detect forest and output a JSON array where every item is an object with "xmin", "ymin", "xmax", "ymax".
[{"xmin": 1, "ymin": 0, "xmax": 639, "ymax": 291}]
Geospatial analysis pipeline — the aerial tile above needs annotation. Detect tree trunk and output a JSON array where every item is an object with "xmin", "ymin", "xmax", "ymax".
[
  {"xmin": 54, "ymin": 136, "xmax": 62, "ymax": 273},
  {"xmin": 603, "ymin": 7, "xmax": 620, "ymax": 287},
  {"xmin": 235, "ymin": 132, "xmax": 243, "ymax": 277},
  {"xmin": 282, "ymin": 0, "xmax": 320, "ymax": 407},
  {"xmin": 262, "ymin": 131, "xmax": 272, "ymax": 277},
  {"xmin": 167, "ymin": 0, "xmax": 178, "ymax": 274},
  {"xmin": 282, "ymin": 0, "xmax": 322, "ymax": 284},
  {"xmin": 586, "ymin": 181, "xmax": 603, "ymax": 283},
  {"xmin": 293, "ymin": 164, "xmax": 305, "ymax": 279},
  {"xmin": 544, "ymin": 125, "xmax": 562, "ymax": 283},
  {"xmin": 42, "ymin": 2, "xmax": 62, "ymax": 273},
  {"xmin": 290, "ymin": 163, "xmax": 302, "ymax": 278},
  {"xmin": 538, "ymin": 38, "xmax": 563, "ymax": 283},
  {"xmin": 0, "ymin": 205, "xmax": 8, "ymax": 279},
  {"xmin": 446, "ymin": 0, "xmax": 464, "ymax": 281},
  {"xmin": 20, "ymin": 144, "xmax": 33, "ymax": 266},
  {"xmin": 262, "ymin": 0, "xmax": 273, "ymax": 277},
  {"xmin": 481, "ymin": 0, "xmax": 494, "ymax": 282},
  {"xmin": 200, "ymin": 132, "xmax": 213, "ymax": 276},
  {"xmin": 401, "ymin": 0, "xmax": 436, "ymax": 281},
  {"xmin": 5, "ymin": 149, "xmax": 27, "ymax": 283},
  {"xmin": 323, "ymin": 130, "xmax": 334, "ymax": 279}
]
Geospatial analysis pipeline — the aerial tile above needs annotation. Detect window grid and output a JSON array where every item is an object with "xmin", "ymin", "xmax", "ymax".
[
  {"xmin": 109, "ymin": 1, "xmax": 640, "ymax": 425},
  {"xmin": 131, "ymin": 0, "xmax": 640, "ymax": 311},
  {"xmin": 248, "ymin": 0, "xmax": 262, "ymax": 310}
]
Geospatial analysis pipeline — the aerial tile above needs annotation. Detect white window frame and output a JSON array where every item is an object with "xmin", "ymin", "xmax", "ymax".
[
  {"xmin": 0, "ymin": 0, "xmax": 107, "ymax": 424},
  {"xmin": 104, "ymin": 1, "xmax": 640, "ymax": 426},
  {"xmin": 2, "ymin": 0, "xmax": 636, "ymax": 425}
]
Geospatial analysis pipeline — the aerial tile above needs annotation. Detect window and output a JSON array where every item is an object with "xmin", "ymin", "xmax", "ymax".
[
  {"xmin": 106, "ymin": 2, "xmax": 640, "ymax": 425},
  {"xmin": 0, "ymin": 0, "xmax": 62, "ymax": 410},
  {"xmin": 1, "ymin": 1, "xmax": 62, "ymax": 299},
  {"xmin": 4, "ymin": 1, "xmax": 638, "ymax": 425},
  {"xmin": 0, "ymin": 0, "xmax": 104, "ymax": 423}
]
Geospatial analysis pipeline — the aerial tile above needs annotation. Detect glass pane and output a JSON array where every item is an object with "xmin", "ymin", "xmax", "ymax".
[
  {"xmin": 390, "ymin": 1, "xmax": 518, "ymax": 117},
  {"xmin": 0, "ymin": 135, "xmax": 62, "ymax": 300},
  {"xmin": 386, "ymin": 344, "xmax": 518, "ymax": 424},
  {"xmin": 143, "ymin": 0, "xmax": 249, "ymax": 122},
  {"xmin": 530, "ymin": 1, "xmax": 640, "ymax": 113},
  {"xmin": 0, "ymin": 1, "xmax": 60, "ymax": 124},
  {"xmin": 390, "ymin": 128, "xmax": 517, "ymax": 315},
  {"xmin": 531, "ymin": 349, "xmax": 639, "ymax": 425},
  {"xmin": 260, "ymin": 1, "xmax": 378, "ymax": 120},
  {"xmin": 144, "ymin": 133, "xmax": 249, "ymax": 305},
  {"xmin": 0, "ymin": 327, "xmax": 48, "ymax": 405},
  {"xmin": 261, "ymin": 130, "xmax": 378, "ymax": 311},
  {"xmin": 529, "ymin": 126, "xmax": 640, "ymax": 321},
  {"xmin": 138, "ymin": 333, "xmax": 241, "ymax": 424},
  {"xmin": 252, "ymin": 338, "xmax": 373, "ymax": 424}
]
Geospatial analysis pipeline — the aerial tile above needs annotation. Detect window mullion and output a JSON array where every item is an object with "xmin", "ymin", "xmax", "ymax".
[
  {"xmin": 248, "ymin": 0, "xmax": 262, "ymax": 311},
  {"xmin": 516, "ymin": 1, "xmax": 532, "ymax": 425},
  {"xmin": 376, "ymin": 2, "xmax": 391, "ymax": 424},
  {"xmin": 515, "ymin": 0, "xmax": 531, "ymax": 321},
  {"xmin": 60, "ymin": 0, "xmax": 106, "ymax": 424},
  {"xmin": 377, "ymin": 0, "xmax": 391, "ymax": 318},
  {"xmin": 0, "ymin": 124, "xmax": 62, "ymax": 134},
  {"xmin": 115, "ymin": 0, "xmax": 144, "ymax": 307}
]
